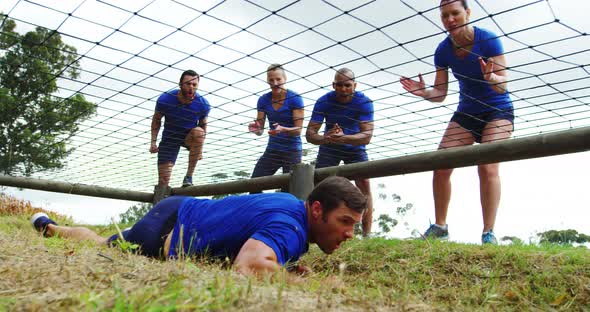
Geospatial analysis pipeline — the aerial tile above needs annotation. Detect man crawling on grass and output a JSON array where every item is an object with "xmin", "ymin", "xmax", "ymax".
[{"xmin": 31, "ymin": 176, "xmax": 366, "ymax": 276}]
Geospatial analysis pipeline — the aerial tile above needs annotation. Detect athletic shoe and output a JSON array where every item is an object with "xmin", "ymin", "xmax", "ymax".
[
  {"xmin": 423, "ymin": 223, "xmax": 449, "ymax": 240},
  {"xmin": 182, "ymin": 175, "xmax": 193, "ymax": 187},
  {"xmin": 30, "ymin": 212, "xmax": 57, "ymax": 237},
  {"xmin": 482, "ymin": 230, "xmax": 498, "ymax": 245}
]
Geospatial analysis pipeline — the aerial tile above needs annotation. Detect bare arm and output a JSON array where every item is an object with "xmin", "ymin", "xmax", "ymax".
[
  {"xmin": 150, "ymin": 112, "xmax": 163, "ymax": 153},
  {"xmin": 197, "ymin": 116, "xmax": 208, "ymax": 134},
  {"xmin": 233, "ymin": 238, "xmax": 281, "ymax": 276},
  {"xmin": 268, "ymin": 108, "xmax": 304, "ymax": 137},
  {"xmin": 305, "ymin": 121, "xmax": 328, "ymax": 145},
  {"xmin": 479, "ymin": 54, "xmax": 508, "ymax": 94},
  {"xmin": 329, "ymin": 121, "xmax": 374, "ymax": 146},
  {"xmin": 400, "ymin": 67, "xmax": 449, "ymax": 103},
  {"xmin": 248, "ymin": 111, "xmax": 266, "ymax": 136}
]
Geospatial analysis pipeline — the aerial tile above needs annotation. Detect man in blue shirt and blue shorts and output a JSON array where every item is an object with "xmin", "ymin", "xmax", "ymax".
[
  {"xmin": 150, "ymin": 70, "xmax": 210, "ymax": 187},
  {"xmin": 306, "ymin": 68, "xmax": 375, "ymax": 237},
  {"xmin": 31, "ymin": 176, "xmax": 366, "ymax": 277}
]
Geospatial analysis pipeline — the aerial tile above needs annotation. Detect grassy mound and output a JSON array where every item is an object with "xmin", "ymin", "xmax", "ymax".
[{"xmin": 1, "ymin": 194, "xmax": 589, "ymax": 311}]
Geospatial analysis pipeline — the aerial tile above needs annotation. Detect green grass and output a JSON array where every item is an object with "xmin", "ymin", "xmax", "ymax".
[
  {"xmin": 1, "ymin": 210, "xmax": 589, "ymax": 311},
  {"xmin": 301, "ymin": 238, "xmax": 590, "ymax": 310}
]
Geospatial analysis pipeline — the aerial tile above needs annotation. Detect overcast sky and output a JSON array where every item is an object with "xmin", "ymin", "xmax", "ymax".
[{"xmin": 1, "ymin": 0, "xmax": 589, "ymax": 243}]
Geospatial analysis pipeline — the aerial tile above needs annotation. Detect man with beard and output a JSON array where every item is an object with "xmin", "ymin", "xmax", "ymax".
[
  {"xmin": 31, "ymin": 176, "xmax": 366, "ymax": 277},
  {"xmin": 306, "ymin": 68, "xmax": 375, "ymax": 237},
  {"xmin": 149, "ymin": 70, "xmax": 210, "ymax": 187}
]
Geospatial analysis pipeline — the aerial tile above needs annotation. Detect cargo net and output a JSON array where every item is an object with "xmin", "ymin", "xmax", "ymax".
[{"xmin": 1, "ymin": 0, "xmax": 588, "ymax": 191}]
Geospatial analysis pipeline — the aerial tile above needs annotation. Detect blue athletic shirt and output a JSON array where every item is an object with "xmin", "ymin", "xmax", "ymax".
[
  {"xmin": 434, "ymin": 26, "xmax": 513, "ymax": 115},
  {"xmin": 310, "ymin": 90, "xmax": 374, "ymax": 151},
  {"xmin": 257, "ymin": 89, "xmax": 304, "ymax": 151},
  {"xmin": 168, "ymin": 193, "xmax": 309, "ymax": 266},
  {"xmin": 156, "ymin": 90, "xmax": 211, "ymax": 140}
]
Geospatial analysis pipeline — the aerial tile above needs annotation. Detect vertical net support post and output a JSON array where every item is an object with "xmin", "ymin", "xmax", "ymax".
[
  {"xmin": 288, "ymin": 163, "xmax": 315, "ymax": 200},
  {"xmin": 153, "ymin": 185, "xmax": 172, "ymax": 204}
]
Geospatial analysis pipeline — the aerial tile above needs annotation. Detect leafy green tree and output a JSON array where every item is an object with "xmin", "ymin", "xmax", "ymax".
[
  {"xmin": 537, "ymin": 229, "xmax": 590, "ymax": 245},
  {"xmin": 0, "ymin": 15, "xmax": 96, "ymax": 175},
  {"xmin": 355, "ymin": 183, "xmax": 414, "ymax": 236},
  {"xmin": 119, "ymin": 202, "xmax": 153, "ymax": 224},
  {"xmin": 376, "ymin": 213, "xmax": 398, "ymax": 234},
  {"xmin": 500, "ymin": 236, "xmax": 524, "ymax": 245}
]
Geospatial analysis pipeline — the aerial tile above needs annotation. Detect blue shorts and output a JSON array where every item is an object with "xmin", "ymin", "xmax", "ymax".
[
  {"xmin": 315, "ymin": 147, "xmax": 368, "ymax": 169},
  {"xmin": 108, "ymin": 196, "xmax": 189, "ymax": 258},
  {"xmin": 157, "ymin": 129, "xmax": 191, "ymax": 164},
  {"xmin": 451, "ymin": 108, "xmax": 514, "ymax": 143},
  {"xmin": 251, "ymin": 148, "xmax": 302, "ymax": 178}
]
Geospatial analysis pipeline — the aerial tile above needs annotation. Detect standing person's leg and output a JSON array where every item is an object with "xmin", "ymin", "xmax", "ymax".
[
  {"xmin": 157, "ymin": 137, "xmax": 182, "ymax": 186},
  {"xmin": 354, "ymin": 178, "xmax": 372, "ymax": 237},
  {"xmin": 252, "ymin": 149, "xmax": 283, "ymax": 178},
  {"xmin": 251, "ymin": 149, "xmax": 284, "ymax": 194},
  {"xmin": 158, "ymin": 162, "xmax": 174, "ymax": 186},
  {"xmin": 478, "ymin": 119, "xmax": 513, "ymax": 233},
  {"xmin": 314, "ymin": 147, "xmax": 342, "ymax": 171},
  {"xmin": 184, "ymin": 127, "xmax": 205, "ymax": 179},
  {"xmin": 343, "ymin": 149, "xmax": 373, "ymax": 236},
  {"xmin": 280, "ymin": 149, "xmax": 302, "ymax": 175},
  {"xmin": 427, "ymin": 119, "xmax": 475, "ymax": 238}
]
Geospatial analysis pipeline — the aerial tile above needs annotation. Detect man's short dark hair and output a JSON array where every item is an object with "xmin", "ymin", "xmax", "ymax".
[
  {"xmin": 307, "ymin": 176, "xmax": 367, "ymax": 215},
  {"xmin": 440, "ymin": 0, "xmax": 468, "ymax": 9},
  {"xmin": 180, "ymin": 69, "xmax": 200, "ymax": 84}
]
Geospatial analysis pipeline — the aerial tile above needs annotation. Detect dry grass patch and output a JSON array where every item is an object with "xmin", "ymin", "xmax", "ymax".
[{"xmin": 3, "ymin": 194, "xmax": 588, "ymax": 311}]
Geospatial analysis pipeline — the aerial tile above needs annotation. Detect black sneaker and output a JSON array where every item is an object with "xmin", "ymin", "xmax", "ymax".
[
  {"xmin": 30, "ymin": 212, "xmax": 57, "ymax": 237},
  {"xmin": 423, "ymin": 223, "xmax": 449, "ymax": 240},
  {"xmin": 182, "ymin": 175, "xmax": 193, "ymax": 187}
]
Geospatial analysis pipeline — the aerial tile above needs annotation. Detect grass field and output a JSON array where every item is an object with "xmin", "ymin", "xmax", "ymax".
[{"xmin": 1, "ymin": 194, "xmax": 589, "ymax": 311}]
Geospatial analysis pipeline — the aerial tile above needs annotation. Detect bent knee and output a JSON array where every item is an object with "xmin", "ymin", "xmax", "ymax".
[
  {"xmin": 478, "ymin": 163, "xmax": 499, "ymax": 178},
  {"xmin": 434, "ymin": 168, "xmax": 453, "ymax": 180},
  {"xmin": 189, "ymin": 127, "xmax": 205, "ymax": 137}
]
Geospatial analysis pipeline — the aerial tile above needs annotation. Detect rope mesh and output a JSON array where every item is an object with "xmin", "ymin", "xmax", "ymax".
[{"xmin": 1, "ymin": 0, "xmax": 588, "ymax": 191}]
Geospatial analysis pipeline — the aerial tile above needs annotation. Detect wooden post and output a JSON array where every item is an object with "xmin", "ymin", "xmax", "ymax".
[
  {"xmin": 288, "ymin": 163, "xmax": 315, "ymax": 200},
  {"xmin": 2, "ymin": 126, "xmax": 589, "ymax": 201},
  {"xmin": 153, "ymin": 184, "xmax": 171, "ymax": 204},
  {"xmin": 0, "ymin": 174, "xmax": 153, "ymax": 202}
]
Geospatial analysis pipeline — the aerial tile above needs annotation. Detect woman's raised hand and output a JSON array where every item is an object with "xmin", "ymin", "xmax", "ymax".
[
  {"xmin": 400, "ymin": 73, "xmax": 427, "ymax": 98},
  {"xmin": 479, "ymin": 57, "xmax": 495, "ymax": 83}
]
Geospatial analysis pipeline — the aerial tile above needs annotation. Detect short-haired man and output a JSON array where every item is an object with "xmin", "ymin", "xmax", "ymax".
[
  {"xmin": 150, "ymin": 70, "xmax": 210, "ymax": 187},
  {"xmin": 31, "ymin": 176, "xmax": 366, "ymax": 276},
  {"xmin": 306, "ymin": 68, "xmax": 375, "ymax": 237}
]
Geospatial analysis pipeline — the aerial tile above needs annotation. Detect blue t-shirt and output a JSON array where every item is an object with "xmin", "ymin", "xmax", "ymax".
[
  {"xmin": 434, "ymin": 26, "xmax": 513, "ymax": 115},
  {"xmin": 156, "ymin": 90, "xmax": 211, "ymax": 140},
  {"xmin": 310, "ymin": 91, "xmax": 374, "ymax": 151},
  {"xmin": 169, "ymin": 193, "xmax": 309, "ymax": 266},
  {"xmin": 257, "ymin": 90, "xmax": 304, "ymax": 151}
]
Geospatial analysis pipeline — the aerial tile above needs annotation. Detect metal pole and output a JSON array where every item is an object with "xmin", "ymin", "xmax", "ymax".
[
  {"xmin": 0, "ymin": 175, "xmax": 153, "ymax": 203},
  {"xmin": 288, "ymin": 163, "xmax": 315, "ymax": 200}
]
